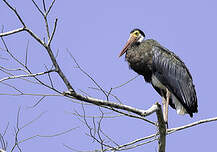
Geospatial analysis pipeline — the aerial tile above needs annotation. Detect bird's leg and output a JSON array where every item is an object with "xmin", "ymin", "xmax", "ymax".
[
  {"xmin": 162, "ymin": 97, "xmax": 167, "ymax": 127},
  {"xmin": 164, "ymin": 88, "xmax": 170, "ymax": 128},
  {"xmin": 161, "ymin": 89, "xmax": 166, "ymax": 126},
  {"xmin": 162, "ymin": 97, "xmax": 166, "ymax": 119}
]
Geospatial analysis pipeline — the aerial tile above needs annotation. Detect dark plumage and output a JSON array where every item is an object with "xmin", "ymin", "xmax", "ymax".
[{"xmin": 119, "ymin": 29, "xmax": 198, "ymax": 117}]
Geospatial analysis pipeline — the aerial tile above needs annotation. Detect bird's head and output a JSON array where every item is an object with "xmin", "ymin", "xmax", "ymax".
[{"xmin": 119, "ymin": 29, "xmax": 145, "ymax": 57}]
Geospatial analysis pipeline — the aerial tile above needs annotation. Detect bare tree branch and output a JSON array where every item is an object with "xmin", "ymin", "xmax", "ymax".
[
  {"xmin": 45, "ymin": 46, "xmax": 74, "ymax": 91},
  {"xmin": 0, "ymin": 93, "xmax": 61, "ymax": 96},
  {"xmin": 103, "ymin": 105, "xmax": 156, "ymax": 125},
  {"xmin": 70, "ymin": 109, "xmax": 122, "ymax": 119},
  {"xmin": 0, "ymin": 123, "xmax": 8, "ymax": 151},
  {"xmin": 42, "ymin": 0, "xmax": 46, "ymax": 12},
  {"xmin": 65, "ymin": 92, "xmax": 159, "ymax": 118},
  {"xmin": 48, "ymin": 18, "xmax": 58, "ymax": 46},
  {"xmin": 105, "ymin": 132, "xmax": 158, "ymax": 151},
  {"xmin": 107, "ymin": 116, "xmax": 217, "ymax": 151},
  {"xmin": 1, "ymin": 36, "xmax": 25, "ymax": 68},
  {"xmin": 0, "ymin": 27, "xmax": 25, "ymax": 37},
  {"xmin": 88, "ymin": 87, "xmax": 123, "ymax": 104},
  {"xmin": 46, "ymin": 0, "xmax": 56, "ymax": 16},
  {"xmin": 112, "ymin": 75, "xmax": 139, "ymax": 90},
  {"xmin": 27, "ymin": 96, "xmax": 46, "ymax": 108},
  {"xmin": 11, "ymin": 107, "xmax": 22, "ymax": 152},
  {"xmin": 168, "ymin": 116, "xmax": 217, "ymax": 135},
  {"xmin": 67, "ymin": 50, "xmax": 108, "ymax": 98},
  {"xmin": 24, "ymin": 40, "xmax": 29, "ymax": 67},
  {"xmin": 1, "ymin": 82, "xmax": 23, "ymax": 94},
  {"xmin": 0, "ymin": 67, "xmax": 39, "ymax": 84},
  {"xmin": 44, "ymin": 65, "xmax": 54, "ymax": 88},
  {"xmin": 114, "ymin": 138, "xmax": 157, "ymax": 151},
  {"xmin": 24, "ymin": 28, "xmax": 46, "ymax": 46},
  {"xmin": 0, "ymin": 66, "xmax": 28, "ymax": 73},
  {"xmin": 155, "ymin": 103, "xmax": 166, "ymax": 152},
  {"xmin": 31, "ymin": 0, "xmax": 56, "ymax": 41},
  {"xmin": 18, "ymin": 127, "xmax": 78, "ymax": 144},
  {"xmin": 31, "ymin": 0, "xmax": 44, "ymax": 16},
  {"xmin": 63, "ymin": 144, "xmax": 95, "ymax": 152},
  {"xmin": 1, "ymin": 33, "xmax": 61, "ymax": 93},
  {"xmin": 2, "ymin": 0, "xmax": 26, "ymax": 27},
  {"xmin": 0, "ymin": 70, "xmax": 55, "ymax": 83}
]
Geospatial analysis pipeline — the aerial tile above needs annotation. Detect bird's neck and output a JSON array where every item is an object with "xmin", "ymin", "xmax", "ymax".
[{"xmin": 138, "ymin": 35, "xmax": 145, "ymax": 43}]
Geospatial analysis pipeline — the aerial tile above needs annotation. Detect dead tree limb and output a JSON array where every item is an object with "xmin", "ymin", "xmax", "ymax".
[
  {"xmin": 155, "ymin": 103, "xmax": 166, "ymax": 152},
  {"xmin": 168, "ymin": 116, "xmax": 217, "ymax": 134}
]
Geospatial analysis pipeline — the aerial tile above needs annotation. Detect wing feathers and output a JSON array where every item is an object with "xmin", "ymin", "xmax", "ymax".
[{"xmin": 152, "ymin": 46, "xmax": 198, "ymax": 116}]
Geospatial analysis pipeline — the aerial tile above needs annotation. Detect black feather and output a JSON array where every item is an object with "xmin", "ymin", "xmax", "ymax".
[
  {"xmin": 124, "ymin": 34, "xmax": 198, "ymax": 117},
  {"xmin": 152, "ymin": 46, "xmax": 198, "ymax": 116}
]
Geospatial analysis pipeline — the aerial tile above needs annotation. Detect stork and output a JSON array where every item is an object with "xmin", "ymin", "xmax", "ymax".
[{"xmin": 119, "ymin": 29, "xmax": 198, "ymax": 125}]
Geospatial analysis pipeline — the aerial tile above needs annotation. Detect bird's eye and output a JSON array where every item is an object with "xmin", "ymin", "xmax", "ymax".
[{"xmin": 134, "ymin": 31, "xmax": 140, "ymax": 36}]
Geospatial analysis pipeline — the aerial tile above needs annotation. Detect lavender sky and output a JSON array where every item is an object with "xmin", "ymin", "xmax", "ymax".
[{"xmin": 1, "ymin": 0, "xmax": 217, "ymax": 151}]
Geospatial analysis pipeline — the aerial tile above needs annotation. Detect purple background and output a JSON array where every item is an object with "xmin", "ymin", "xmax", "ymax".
[{"xmin": 0, "ymin": 0, "xmax": 217, "ymax": 151}]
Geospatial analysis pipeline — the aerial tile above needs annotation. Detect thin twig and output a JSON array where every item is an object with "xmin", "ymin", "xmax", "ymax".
[
  {"xmin": 25, "ymin": 40, "xmax": 29, "ymax": 67},
  {"xmin": 88, "ymin": 87, "xmax": 122, "ymax": 104},
  {"xmin": 66, "ymin": 50, "xmax": 108, "ymax": 98},
  {"xmin": 19, "ymin": 127, "xmax": 78, "ymax": 144},
  {"xmin": 70, "ymin": 111, "xmax": 122, "ymax": 119},
  {"xmin": 1, "ymin": 82, "xmax": 23, "ymax": 94},
  {"xmin": 103, "ymin": 106, "xmax": 156, "ymax": 125},
  {"xmin": 44, "ymin": 17, "xmax": 50, "ymax": 40},
  {"xmin": 1, "ymin": 36, "xmax": 25, "ymax": 67},
  {"xmin": 46, "ymin": 0, "xmax": 56, "ymax": 16},
  {"xmin": 117, "ymin": 138, "xmax": 157, "ymax": 151},
  {"xmin": 105, "ymin": 132, "xmax": 158, "ymax": 151},
  {"xmin": 63, "ymin": 144, "xmax": 95, "ymax": 152},
  {"xmin": 81, "ymin": 104, "xmax": 114, "ymax": 149},
  {"xmin": 1, "ymin": 33, "xmax": 62, "ymax": 93},
  {"xmin": 0, "ymin": 123, "xmax": 8, "ymax": 151},
  {"xmin": 168, "ymin": 116, "xmax": 217, "ymax": 134},
  {"xmin": 0, "ymin": 66, "xmax": 27, "ymax": 73},
  {"xmin": 20, "ymin": 111, "xmax": 47, "ymax": 130},
  {"xmin": 27, "ymin": 96, "xmax": 46, "ymax": 108},
  {"xmin": 48, "ymin": 18, "xmax": 58, "ymax": 46},
  {"xmin": 0, "ymin": 70, "xmax": 56, "ymax": 83},
  {"xmin": 10, "ymin": 107, "xmax": 22, "ymax": 152},
  {"xmin": 42, "ymin": 0, "xmax": 46, "ymax": 12},
  {"xmin": 3, "ymin": 123, "xmax": 9, "ymax": 137},
  {"xmin": 2, "ymin": 0, "xmax": 26, "ymax": 27},
  {"xmin": 0, "ymin": 67, "xmax": 39, "ymax": 84},
  {"xmin": 112, "ymin": 75, "xmax": 139, "ymax": 89},
  {"xmin": 0, "ymin": 93, "xmax": 61, "ymax": 96},
  {"xmin": 97, "ymin": 108, "xmax": 105, "ymax": 151},
  {"xmin": 31, "ymin": 0, "xmax": 44, "ymax": 16},
  {"xmin": 44, "ymin": 65, "xmax": 54, "ymax": 88}
]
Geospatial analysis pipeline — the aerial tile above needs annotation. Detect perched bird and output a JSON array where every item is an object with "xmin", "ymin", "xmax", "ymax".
[{"xmin": 119, "ymin": 29, "xmax": 198, "ymax": 122}]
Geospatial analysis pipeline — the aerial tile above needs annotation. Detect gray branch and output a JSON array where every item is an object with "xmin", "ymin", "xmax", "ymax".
[{"xmin": 65, "ymin": 92, "xmax": 159, "ymax": 117}]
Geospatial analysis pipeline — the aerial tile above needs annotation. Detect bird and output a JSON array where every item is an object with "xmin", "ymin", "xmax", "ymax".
[{"xmin": 119, "ymin": 29, "xmax": 198, "ymax": 123}]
